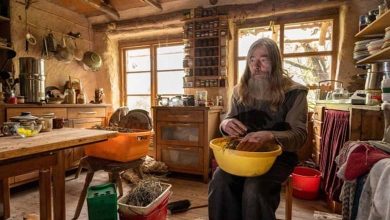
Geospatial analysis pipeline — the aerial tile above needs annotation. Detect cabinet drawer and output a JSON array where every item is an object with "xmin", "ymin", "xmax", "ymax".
[
  {"xmin": 6, "ymin": 108, "xmax": 67, "ymax": 119},
  {"xmin": 161, "ymin": 145, "xmax": 203, "ymax": 172},
  {"xmin": 156, "ymin": 110, "xmax": 203, "ymax": 123},
  {"xmin": 156, "ymin": 122, "xmax": 204, "ymax": 147},
  {"xmin": 68, "ymin": 107, "xmax": 106, "ymax": 119},
  {"xmin": 313, "ymin": 106, "xmax": 324, "ymax": 121},
  {"xmin": 67, "ymin": 118, "xmax": 105, "ymax": 128}
]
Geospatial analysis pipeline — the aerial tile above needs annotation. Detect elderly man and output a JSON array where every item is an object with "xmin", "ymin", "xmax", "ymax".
[{"xmin": 208, "ymin": 38, "xmax": 308, "ymax": 220}]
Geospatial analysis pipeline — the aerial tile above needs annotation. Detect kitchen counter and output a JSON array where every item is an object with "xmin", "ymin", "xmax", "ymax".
[
  {"xmin": 0, "ymin": 103, "xmax": 111, "ymax": 108},
  {"xmin": 315, "ymin": 102, "xmax": 382, "ymax": 111}
]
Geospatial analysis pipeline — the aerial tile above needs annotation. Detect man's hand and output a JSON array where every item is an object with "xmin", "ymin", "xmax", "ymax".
[
  {"xmin": 220, "ymin": 118, "xmax": 247, "ymax": 137},
  {"xmin": 236, "ymin": 131, "xmax": 276, "ymax": 152}
]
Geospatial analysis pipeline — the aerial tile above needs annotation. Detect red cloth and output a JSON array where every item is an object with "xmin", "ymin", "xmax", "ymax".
[
  {"xmin": 319, "ymin": 110, "xmax": 350, "ymax": 202},
  {"xmin": 345, "ymin": 144, "xmax": 390, "ymax": 180}
]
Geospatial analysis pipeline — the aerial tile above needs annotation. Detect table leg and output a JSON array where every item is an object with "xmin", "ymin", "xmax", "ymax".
[
  {"xmin": 39, "ymin": 169, "xmax": 52, "ymax": 220},
  {"xmin": 0, "ymin": 178, "xmax": 10, "ymax": 220},
  {"xmin": 53, "ymin": 151, "xmax": 65, "ymax": 220}
]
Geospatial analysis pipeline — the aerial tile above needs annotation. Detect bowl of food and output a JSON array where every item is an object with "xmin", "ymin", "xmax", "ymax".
[
  {"xmin": 16, "ymin": 121, "xmax": 42, "ymax": 138},
  {"xmin": 210, "ymin": 137, "xmax": 282, "ymax": 177}
]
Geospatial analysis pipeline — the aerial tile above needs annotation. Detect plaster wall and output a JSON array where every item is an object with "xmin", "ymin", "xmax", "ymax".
[
  {"xmin": 95, "ymin": 0, "xmax": 381, "ymax": 109},
  {"xmin": 9, "ymin": 0, "xmax": 98, "ymax": 102},
  {"xmin": 336, "ymin": 0, "xmax": 378, "ymax": 92}
]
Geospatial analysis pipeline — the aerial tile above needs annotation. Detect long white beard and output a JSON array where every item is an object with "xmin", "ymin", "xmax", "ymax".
[{"xmin": 248, "ymin": 78, "xmax": 272, "ymax": 102}]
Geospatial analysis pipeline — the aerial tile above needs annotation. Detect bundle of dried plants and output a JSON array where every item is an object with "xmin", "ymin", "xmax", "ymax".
[{"xmin": 125, "ymin": 177, "xmax": 167, "ymax": 207}]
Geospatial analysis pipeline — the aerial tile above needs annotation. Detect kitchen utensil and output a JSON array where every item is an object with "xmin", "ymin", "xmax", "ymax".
[
  {"xmin": 365, "ymin": 62, "xmax": 390, "ymax": 90},
  {"xmin": 19, "ymin": 57, "xmax": 46, "ymax": 103},
  {"xmin": 55, "ymin": 36, "xmax": 73, "ymax": 63},
  {"xmin": 82, "ymin": 51, "xmax": 102, "ymax": 71},
  {"xmin": 45, "ymin": 32, "xmax": 57, "ymax": 52},
  {"xmin": 26, "ymin": 32, "xmax": 37, "ymax": 45}
]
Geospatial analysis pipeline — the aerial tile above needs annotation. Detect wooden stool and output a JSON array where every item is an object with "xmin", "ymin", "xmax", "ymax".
[
  {"xmin": 72, "ymin": 156, "xmax": 144, "ymax": 220},
  {"xmin": 284, "ymin": 175, "xmax": 293, "ymax": 220}
]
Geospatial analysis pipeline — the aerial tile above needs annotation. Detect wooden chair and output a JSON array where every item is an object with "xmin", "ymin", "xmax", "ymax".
[{"xmin": 72, "ymin": 156, "xmax": 144, "ymax": 220}]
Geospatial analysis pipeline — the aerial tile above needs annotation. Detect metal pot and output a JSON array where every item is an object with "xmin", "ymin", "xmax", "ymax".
[{"xmin": 365, "ymin": 62, "xmax": 390, "ymax": 90}]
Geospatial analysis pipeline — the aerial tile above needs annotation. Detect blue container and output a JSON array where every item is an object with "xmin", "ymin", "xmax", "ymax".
[{"xmin": 87, "ymin": 183, "xmax": 118, "ymax": 220}]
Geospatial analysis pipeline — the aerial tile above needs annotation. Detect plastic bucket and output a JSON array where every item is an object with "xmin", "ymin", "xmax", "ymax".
[{"xmin": 292, "ymin": 166, "xmax": 321, "ymax": 200}]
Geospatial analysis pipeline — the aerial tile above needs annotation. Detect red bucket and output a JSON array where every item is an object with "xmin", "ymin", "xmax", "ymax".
[{"xmin": 292, "ymin": 166, "xmax": 321, "ymax": 200}]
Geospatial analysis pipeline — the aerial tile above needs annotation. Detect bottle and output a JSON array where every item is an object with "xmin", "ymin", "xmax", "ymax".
[
  {"xmin": 382, "ymin": 76, "xmax": 390, "ymax": 103},
  {"xmin": 8, "ymin": 90, "xmax": 17, "ymax": 104},
  {"xmin": 64, "ymin": 76, "xmax": 76, "ymax": 104}
]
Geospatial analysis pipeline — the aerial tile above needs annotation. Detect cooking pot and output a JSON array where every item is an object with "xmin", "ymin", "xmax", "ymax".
[
  {"xmin": 82, "ymin": 51, "xmax": 102, "ymax": 71},
  {"xmin": 365, "ymin": 62, "xmax": 390, "ymax": 90}
]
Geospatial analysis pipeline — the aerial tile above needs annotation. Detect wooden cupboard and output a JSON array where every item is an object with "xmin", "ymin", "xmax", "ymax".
[
  {"xmin": 0, "ymin": 104, "xmax": 111, "ymax": 187},
  {"xmin": 152, "ymin": 106, "xmax": 222, "ymax": 182}
]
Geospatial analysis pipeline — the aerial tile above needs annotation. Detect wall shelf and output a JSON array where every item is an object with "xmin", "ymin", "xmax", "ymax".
[
  {"xmin": 0, "ymin": 15, "xmax": 10, "ymax": 22},
  {"xmin": 356, "ymin": 46, "xmax": 390, "ymax": 64},
  {"xmin": 355, "ymin": 10, "xmax": 390, "ymax": 37}
]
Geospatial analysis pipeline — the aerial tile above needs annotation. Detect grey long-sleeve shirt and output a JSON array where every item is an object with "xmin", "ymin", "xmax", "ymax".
[{"xmin": 221, "ymin": 82, "xmax": 308, "ymax": 152}]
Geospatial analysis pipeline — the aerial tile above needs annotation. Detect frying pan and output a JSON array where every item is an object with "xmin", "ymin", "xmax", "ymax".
[{"xmin": 0, "ymin": 49, "xmax": 16, "ymax": 72}]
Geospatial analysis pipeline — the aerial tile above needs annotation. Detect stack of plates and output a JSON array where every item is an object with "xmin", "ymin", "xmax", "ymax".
[
  {"xmin": 367, "ymin": 39, "xmax": 384, "ymax": 55},
  {"xmin": 353, "ymin": 38, "xmax": 383, "ymax": 61},
  {"xmin": 382, "ymin": 26, "xmax": 390, "ymax": 49},
  {"xmin": 354, "ymin": 39, "xmax": 373, "ymax": 60}
]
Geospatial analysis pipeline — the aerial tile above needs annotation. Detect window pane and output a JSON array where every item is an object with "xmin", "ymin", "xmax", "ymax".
[
  {"xmin": 238, "ymin": 60, "xmax": 246, "ymax": 83},
  {"xmin": 238, "ymin": 26, "xmax": 280, "ymax": 57},
  {"xmin": 126, "ymin": 48, "xmax": 150, "ymax": 72},
  {"xmin": 127, "ymin": 96, "xmax": 151, "ymax": 112},
  {"xmin": 157, "ymin": 71, "xmax": 185, "ymax": 94},
  {"xmin": 157, "ymin": 45, "xmax": 185, "ymax": 70},
  {"xmin": 284, "ymin": 20, "xmax": 333, "ymax": 54},
  {"xmin": 284, "ymin": 56, "xmax": 331, "ymax": 85},
  {"xmin": 126, "ymin": 73, "xmax": 151, "ymax": 94}
]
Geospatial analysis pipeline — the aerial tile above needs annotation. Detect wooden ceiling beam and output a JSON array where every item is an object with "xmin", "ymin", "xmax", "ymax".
[
  {"xmin": 140, "ymin": 0, "xmax": 162, "ymax": 11},
  {"xmin": 82, "ymin": 0, "xmax": 120, "ymax": 20}
]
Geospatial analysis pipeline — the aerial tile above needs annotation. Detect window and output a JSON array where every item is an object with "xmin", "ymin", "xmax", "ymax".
[
  {"xmin": 123, "ymin": 43, "xmax": 185, "ymax": 112},
  {"xmin": 237, "ymin": 19, "xmax": 334, "ymax": 86}
]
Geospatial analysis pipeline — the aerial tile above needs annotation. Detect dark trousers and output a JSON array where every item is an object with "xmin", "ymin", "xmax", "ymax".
[{"xmin": 208, "ymin": 152, "xmax": 298, "ymax": 220}]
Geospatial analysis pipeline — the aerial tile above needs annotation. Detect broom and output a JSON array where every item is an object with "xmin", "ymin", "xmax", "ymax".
[{"xmin": 167, "ymin": 199, "xmax": 208, "ymax": 214}]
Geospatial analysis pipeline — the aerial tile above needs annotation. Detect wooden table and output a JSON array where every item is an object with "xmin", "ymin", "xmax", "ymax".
[{"xmin": 0, "ymin": 128, "xmax": 117, "ymax": 220}]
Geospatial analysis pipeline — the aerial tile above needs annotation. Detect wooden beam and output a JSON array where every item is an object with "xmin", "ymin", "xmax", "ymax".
[
  {"xmin": 141, "ymin": 0, "xmax": 163, "ymax": 11},
  {"xmin": 93, "ymin": 0, "xmax": 344, "ymax": 31},
  {"xmin": 82, "ymin": 0, "xmax": 120, "ymax": 20}
]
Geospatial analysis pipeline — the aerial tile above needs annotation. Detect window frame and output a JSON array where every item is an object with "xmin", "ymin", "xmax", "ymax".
[
  {"xmin": 119, "ymin": 40, "xmax": 184, "ymax": 108},
  {"xmin": 234, "ymin": 13, "xmax": 339, "ymax": 85}
]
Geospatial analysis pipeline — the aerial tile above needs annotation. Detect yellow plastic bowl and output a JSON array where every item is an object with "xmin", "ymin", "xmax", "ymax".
[{"xmin": 210, "ymin": 137, "xmax": 282, "ymax": 177}]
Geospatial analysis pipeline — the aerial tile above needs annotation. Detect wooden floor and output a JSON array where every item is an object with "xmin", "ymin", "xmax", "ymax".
[{"xmin": 7, "ymin": 171, "xmax": 331, "ymax": 220}]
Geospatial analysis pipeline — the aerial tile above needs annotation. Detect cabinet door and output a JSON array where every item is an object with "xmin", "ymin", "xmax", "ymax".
[
  {"xmin": 156, "ymin": 122, "xmax": 204, "ymax": 146},
  {"xmin": 161, "ymin": 145, "xmax": 203, "ymax": 173}
]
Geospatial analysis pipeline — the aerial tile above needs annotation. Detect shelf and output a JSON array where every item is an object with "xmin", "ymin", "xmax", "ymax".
[
  {"xmin": 355, "ymin": 10, "xmax": 390, "ymax": 37},
  {"xmin": 195, "ymin": 56, "xmax": 218, "ymax": 58},
  {"xmin": 195, "ymin": 46, "xmax": 218, "ymax": 49},
  {"xmin": 356, "ymin": 46, "xmax": 390, "ymax": 64},
  {"xmin": 0, "ymin": 15, "xmax": 10, "ymax": 22},
  {"xmin": 0, "ymin": 45, "xmax": 13, "ymax": 51},
  {"xmin": 183, "ymin": 15, "xmax": 227, "ymax": 22},
  {"xmin": 195, "ymin": 65, "xmax": 219, "ymax": 68},
  {"xmin": 195, "ymin": 75, "xmax": 226, "ymax": 79}
]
